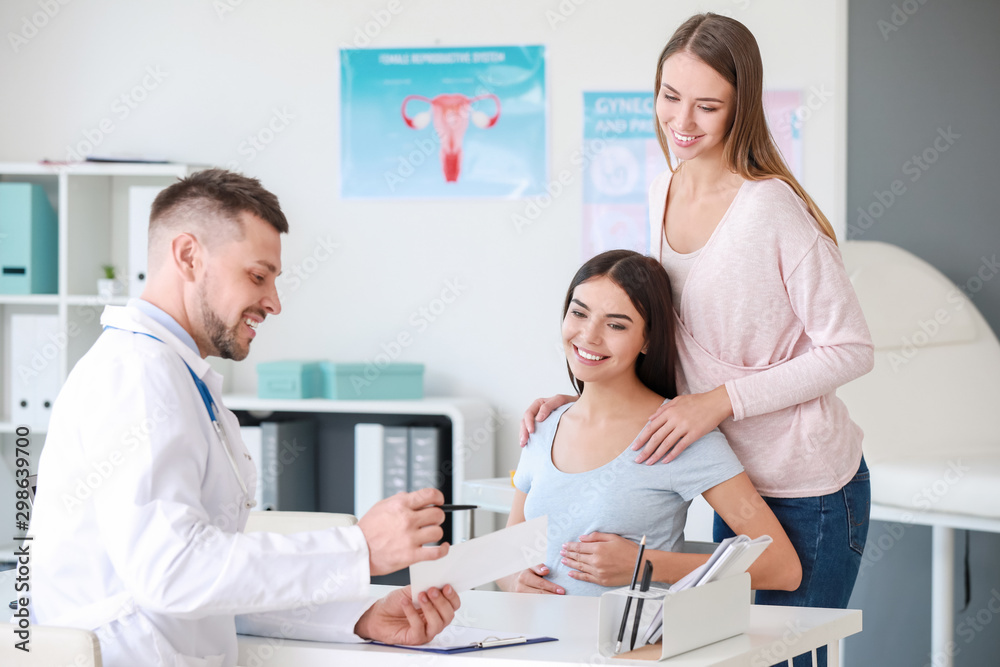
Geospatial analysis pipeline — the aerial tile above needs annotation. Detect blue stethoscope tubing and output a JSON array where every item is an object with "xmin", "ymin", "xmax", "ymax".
[{"xmin": 105, "ymin": 326, "xmax": 257, "ymax": 509}]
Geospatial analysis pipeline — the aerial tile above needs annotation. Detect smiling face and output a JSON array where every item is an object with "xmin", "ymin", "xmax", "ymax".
[
  {"xmin": 655, "ymin": 50, "xmax": 736, "ymax": 164},
  {"xmin": 191, "ymin": 211, "xmax": 282, "ymax": 360},
  {"xmin": 562, "ymin": 276, "xmax": 648, "ymax": 387}
]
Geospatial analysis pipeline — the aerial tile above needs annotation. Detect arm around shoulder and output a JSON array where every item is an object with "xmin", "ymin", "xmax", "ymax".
[{"xmin": 726, "ymin": 237, "xmax": 875, "ymax": 420}]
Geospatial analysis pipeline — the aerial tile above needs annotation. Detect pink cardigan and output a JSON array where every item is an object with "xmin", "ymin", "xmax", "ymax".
[{"xmin": 648, "ymin": 171, "xmax": 874, "ymax": 497}]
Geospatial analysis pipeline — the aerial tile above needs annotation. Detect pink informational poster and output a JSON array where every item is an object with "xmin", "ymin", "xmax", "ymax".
[{"xmin": 761, "ymin": 90, "xmax": 804, "ymax": 181}]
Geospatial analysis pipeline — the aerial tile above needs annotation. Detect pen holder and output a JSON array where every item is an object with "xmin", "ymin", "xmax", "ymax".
[{"xmin": 597, "ymin": 572, "xmax": 750, "ymax": 661}]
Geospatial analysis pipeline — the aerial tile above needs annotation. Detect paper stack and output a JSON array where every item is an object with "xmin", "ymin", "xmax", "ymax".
[{"xmin": 641, "ymin": 534, "xmax": 771, "ymax": 645}]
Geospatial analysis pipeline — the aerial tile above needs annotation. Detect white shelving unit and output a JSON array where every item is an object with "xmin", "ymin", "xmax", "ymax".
[
  {"xmin": 0, "ymin": 161, "xmax": 195, "ymax": 560},
  {"xmin": 223, "ymin": 394, "xmax": 497, "ymax": 543}
]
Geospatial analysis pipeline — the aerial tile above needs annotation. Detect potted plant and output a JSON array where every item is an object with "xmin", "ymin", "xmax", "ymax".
[{"xmin": 97, "ymin": 264, "xmax": 124, "ymax": 299}]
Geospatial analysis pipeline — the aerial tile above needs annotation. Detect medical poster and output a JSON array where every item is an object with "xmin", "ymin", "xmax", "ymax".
[
  {"xmin": 581, "ymin": 90, "xmax": 804, "ymax": 259},
  {"xmin": 340, "ymin": 46, "xmax": 547, "ymax": 199},
  {"xmin": 581, "ymin": 92, "xmax": 666, "ymax": 260},
  {"xmin": 761, "ymin": 90, "xmax": 804, "ymax": 181}
]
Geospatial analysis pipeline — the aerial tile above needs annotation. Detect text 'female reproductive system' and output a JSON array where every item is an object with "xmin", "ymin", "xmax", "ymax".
[{"xmin": 401, "ymin": 94, "xmax": 501, "ymax": 182}]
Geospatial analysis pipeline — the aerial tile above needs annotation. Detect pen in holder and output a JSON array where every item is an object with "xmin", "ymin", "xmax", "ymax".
[
  {"xmin": 630, "ymin": 560, "xmax": 654, "ymax": 650},
  {"xmin": 597, "ymin": 573, "xmax": 751, "ymax": 661},
  {"xmin": 615, "ymin": 536, "xmax": 647, "ymax": 653}
]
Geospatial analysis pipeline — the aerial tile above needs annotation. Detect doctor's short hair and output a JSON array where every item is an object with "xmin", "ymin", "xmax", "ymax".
[
  {"xmin": 562, "ymin": 249, "xmax": 677, "ymax": 399},
  {"xmin": 148, "ymin": 168, "xmax": 288, "ymax": 249}
]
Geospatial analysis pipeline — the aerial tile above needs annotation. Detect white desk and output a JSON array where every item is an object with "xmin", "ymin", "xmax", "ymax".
[
  {"xmin": 870, "ymin": 503, "xmax": 1000, "ymax": 667},
  {"xmin": 237, "ymin": 588, "xmax": 861, "ymax": 666}
]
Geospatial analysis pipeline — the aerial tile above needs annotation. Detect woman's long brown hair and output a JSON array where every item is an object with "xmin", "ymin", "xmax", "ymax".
[{"xmin": 654, "ymin": 13, "xmax": 838, "ymax": 244}]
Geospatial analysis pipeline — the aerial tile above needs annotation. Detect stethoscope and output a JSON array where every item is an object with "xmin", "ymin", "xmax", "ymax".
[{"xmin": 105, "ymin": 326, "xmax": 257, "ymax": 509}]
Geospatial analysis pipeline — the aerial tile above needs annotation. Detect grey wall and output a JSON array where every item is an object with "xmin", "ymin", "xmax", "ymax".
[{"xmin": 846, "ymin": 1, "xmax": 1000, "ymax": 665}]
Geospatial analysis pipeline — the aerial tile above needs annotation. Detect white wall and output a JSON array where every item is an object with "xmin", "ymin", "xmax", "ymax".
[{"xmin": 0, "ymin": 0, "xmax": 845, "ymax": 478}]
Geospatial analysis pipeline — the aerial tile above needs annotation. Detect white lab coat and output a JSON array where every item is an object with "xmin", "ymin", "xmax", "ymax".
[{"xmin": 30, "ymin": 303, "xmax": 373, "ymax": 667}]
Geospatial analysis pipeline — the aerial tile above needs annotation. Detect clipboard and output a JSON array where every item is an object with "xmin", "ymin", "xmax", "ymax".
[{"xmin": 371, "ymin": 626, "xmax": 557, "ymax": 654}]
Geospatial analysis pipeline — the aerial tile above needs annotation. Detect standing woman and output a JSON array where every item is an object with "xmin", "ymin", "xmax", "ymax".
[{"xmin": 521, "ymin": 13, "xmax": 872, "ymax": 667}]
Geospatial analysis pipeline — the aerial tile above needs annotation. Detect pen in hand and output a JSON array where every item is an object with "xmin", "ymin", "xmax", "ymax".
[
  {"xmin": 630, "ymin": 560, "xmax": 653, "ymax": 650},
  {"xmin": 615, "ymin": 535, "xmax": 646, "ymax": 654}
]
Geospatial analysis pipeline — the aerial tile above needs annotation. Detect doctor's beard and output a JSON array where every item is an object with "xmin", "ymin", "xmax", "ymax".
[
  {"xmin": 199, "ymin": 286, "xmax": 252, "ymax": 361},
  {"xmin": 203, "ymin": 307, "xmax": 246, "ymax": 360}
]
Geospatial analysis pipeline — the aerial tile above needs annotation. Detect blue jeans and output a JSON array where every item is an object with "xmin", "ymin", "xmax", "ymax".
[{"xmin": 714, "ymin": 456, "xmax": 870, "ymax": 667}]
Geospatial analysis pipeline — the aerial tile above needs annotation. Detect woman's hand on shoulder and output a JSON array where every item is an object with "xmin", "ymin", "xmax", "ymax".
[
  {"xmin": 503, "ymin": 564, "xmax": 565, "ymax": 594},
  {"xmin": 632, "ymin": 386, "xmax": 734, "ymax": 464},
  {"xmin": 519, "ymin": 394, "xmax": 578, "ymax": 446},
  {"xmin": 560, "ymin": 533, "xmax": 638, "ymax": 587}
]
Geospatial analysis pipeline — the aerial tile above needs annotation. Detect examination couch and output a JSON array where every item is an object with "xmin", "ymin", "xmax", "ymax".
[{"xmin": 838, "ymin": 240, "xmax": 1000, "ymax": 666}]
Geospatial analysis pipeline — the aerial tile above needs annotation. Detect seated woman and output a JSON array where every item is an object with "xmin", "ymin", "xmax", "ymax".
[{"xmin": 497, "ymin": 249, "xmax": 801, "ymax": 596}]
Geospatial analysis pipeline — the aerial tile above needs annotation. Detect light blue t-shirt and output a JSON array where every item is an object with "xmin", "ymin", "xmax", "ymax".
[{"xmin": 513, "ymin": 401, "xmax": 744, "ymax": 596}]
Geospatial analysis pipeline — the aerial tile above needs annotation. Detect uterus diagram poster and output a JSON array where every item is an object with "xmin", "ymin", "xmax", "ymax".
[
  {"xmin": 581, "ymin": 90, "xmax": 803, "ymax": 260},
  {"xmin": 340, "ymin": 46, "xmax": 547, "ymax": 199}
]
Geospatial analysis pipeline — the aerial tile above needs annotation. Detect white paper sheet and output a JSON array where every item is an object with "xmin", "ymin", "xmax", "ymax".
[{"xmin": 409, "ymin": 516, "xmax": 548, "ymax": 604}]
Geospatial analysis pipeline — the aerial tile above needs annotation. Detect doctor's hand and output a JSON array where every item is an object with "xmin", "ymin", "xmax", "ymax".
[
  {"xmin": 519, "ymin": 394, "xmax": 578, "ymax": 446},
  {"xmin": 632, "ymin": 386, "xmax": 733, "ymax": 464},
  {"xmin": 562, "ymin": 533, "xmax": 638, "ymax": 587},
  {"xmin": 354, "ymin": 585, "xmax": 461, "ymax": 646},
  {"xmin": 358, "ymin": 488, "xmax": 449, "ymax": 576}
]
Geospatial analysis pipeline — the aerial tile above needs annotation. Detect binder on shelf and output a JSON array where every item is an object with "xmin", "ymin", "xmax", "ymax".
[
  {"xmin": 258, "ymin": 420, "xmax": 317, "ymax": 511},
  {"xmin": 409, "ymin": 426, "xmax": 442, "ymax": 491},
  {"xmin": 127, "ymin": 185, "xmax": 165, "ymax": 298},
  {"xmin": 354, "ymin": 423, "xmax": 384, "ymax": 516},
  {"xmin": 382, "ymin": 426, "xmax": 409, "ymax": 497},
  {"xmin": 9, "ymin": 314, "xmax": 60, "ymax": 429},
  {"xmin": 353, "ymin": 424, "xmax": 445, "ymax": 517},
  {"xmin": 0, "ymin": 182, "xmax": 57, "ymax": 295}
]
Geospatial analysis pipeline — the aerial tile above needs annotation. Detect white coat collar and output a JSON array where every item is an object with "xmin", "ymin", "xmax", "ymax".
[{"xmin": 100, "ymin": 300, "xmax": 215, "ymax": 383}]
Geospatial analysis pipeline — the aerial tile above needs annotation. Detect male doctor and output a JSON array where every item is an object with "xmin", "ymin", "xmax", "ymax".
[{"xmin": 29, "ymin": 169, "xmax": 459, "ymax": 667}]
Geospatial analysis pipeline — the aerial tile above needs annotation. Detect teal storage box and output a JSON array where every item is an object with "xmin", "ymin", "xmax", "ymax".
[
  {"xmin": 321, "ymin": 362, "xmax": 424, "ymax": 400},
  {"xmin": 0, "ymin": 183, "xmax": 57, "ymax": 295},
  {"xmin": 256, "ymin": 361, "xmax": 323, "ymax": 399}
]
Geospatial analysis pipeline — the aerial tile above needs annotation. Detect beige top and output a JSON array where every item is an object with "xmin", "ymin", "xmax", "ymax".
[{"xmin": 658, "ymin": 234, "xmax": 702, "ymax": 310}]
